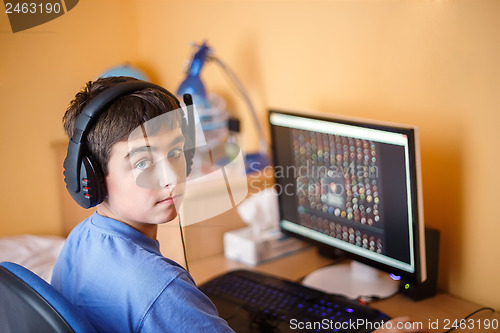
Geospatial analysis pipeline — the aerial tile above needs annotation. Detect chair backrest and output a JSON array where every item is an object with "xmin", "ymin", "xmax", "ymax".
[{"xmin": 0, "ymin": 261, "xmax": 96, "ymax": 333}]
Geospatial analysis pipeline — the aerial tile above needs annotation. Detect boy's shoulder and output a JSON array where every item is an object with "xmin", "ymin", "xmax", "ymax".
[{"xmin": 62, "ymin": 212, "xmax": 187, "ymax": 281}]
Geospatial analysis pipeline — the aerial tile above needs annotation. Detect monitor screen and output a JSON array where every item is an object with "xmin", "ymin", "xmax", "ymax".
[{"xmin": 269, "ymin": 110, "xmax": 426, "ymax": 285}]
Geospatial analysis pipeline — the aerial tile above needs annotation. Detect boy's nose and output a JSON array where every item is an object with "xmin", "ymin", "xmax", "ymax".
[{"xmin": 156, "ymin": 159, "xmax": 181, "ymax": 188}]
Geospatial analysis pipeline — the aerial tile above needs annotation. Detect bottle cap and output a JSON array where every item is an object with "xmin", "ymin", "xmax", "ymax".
[{"xmin": 228, "ymin": 117, "xmax": 240, "ymax": 133}]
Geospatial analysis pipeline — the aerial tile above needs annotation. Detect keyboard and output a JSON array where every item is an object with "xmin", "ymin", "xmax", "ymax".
[{"xmin": 199, "ymin": 269, "xmax": 390, "ymax": 333}]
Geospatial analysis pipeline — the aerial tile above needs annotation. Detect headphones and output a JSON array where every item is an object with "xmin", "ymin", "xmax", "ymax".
[{"xmin": 63, "ymin": 80, "xmax": 196, "ymax": 209}]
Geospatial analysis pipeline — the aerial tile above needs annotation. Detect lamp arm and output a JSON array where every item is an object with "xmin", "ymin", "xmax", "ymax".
[{"xmin": 209, "ymin": 55, "xmax": 268, "ymax": 156}]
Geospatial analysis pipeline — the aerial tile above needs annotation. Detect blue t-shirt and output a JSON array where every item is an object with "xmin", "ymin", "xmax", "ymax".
[{"xmin": 51, "ymin": 212, "xmax": 234, "ymax": 333}]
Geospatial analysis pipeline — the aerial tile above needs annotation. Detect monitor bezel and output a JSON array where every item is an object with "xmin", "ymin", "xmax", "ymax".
[{"xmin": 268, "ymin": 109, "xmax": 426, "ymax": 284}]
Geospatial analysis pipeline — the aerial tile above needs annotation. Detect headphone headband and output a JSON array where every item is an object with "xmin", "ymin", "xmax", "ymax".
[{"xmin": 72, "ymin": 81, "xmax": 181, "ymax": 142}]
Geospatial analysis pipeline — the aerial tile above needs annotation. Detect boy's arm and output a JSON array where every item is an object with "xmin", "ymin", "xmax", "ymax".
[{"xmin": 137, "ymin": 271, "xmax": 234, "ymax": 333}]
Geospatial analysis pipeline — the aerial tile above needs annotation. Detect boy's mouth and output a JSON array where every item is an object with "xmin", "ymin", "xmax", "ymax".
[{"xmin": 156, "ymin": 195, "xmax": 180, "ymax": 205}]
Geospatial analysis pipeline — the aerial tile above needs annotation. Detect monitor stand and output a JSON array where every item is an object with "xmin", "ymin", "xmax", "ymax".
[{"xmin": 302, "ymin": 260, "xmax": 399, "ymax": 299}]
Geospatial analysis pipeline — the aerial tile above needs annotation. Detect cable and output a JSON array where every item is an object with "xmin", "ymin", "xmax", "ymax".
[
  {"xmin": 442, "ymin": 307, "xmax": 496, "ymax": 333},
  {"xmin": 178, "ymin": 216, "xmax": 190, "ymax": 273}
]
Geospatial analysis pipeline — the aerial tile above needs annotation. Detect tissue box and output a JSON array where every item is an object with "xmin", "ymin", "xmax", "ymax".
[{"xmin": 223, "ymin": 227, "xmax": 310, "ymax": 266}]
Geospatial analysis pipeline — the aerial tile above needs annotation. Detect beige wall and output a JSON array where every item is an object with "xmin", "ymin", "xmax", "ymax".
[{"xmin": 1, "ymin": 0, "xmax": 499, "ymax": 310}]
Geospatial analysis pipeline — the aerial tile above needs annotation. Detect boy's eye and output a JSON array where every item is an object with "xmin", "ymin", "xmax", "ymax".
[
  {"xmin": 168, "ymin": 148, "xmax": 183, "ymax": 159},
  {"xmin": 135, "ymin": 159, "xmax": 152, "ymax": 170}
]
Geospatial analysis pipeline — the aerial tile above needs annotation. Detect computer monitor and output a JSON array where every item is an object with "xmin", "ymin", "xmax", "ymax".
[{"xmin": 269, "ymin": 109, "xmax": 426, "ymax": 299}]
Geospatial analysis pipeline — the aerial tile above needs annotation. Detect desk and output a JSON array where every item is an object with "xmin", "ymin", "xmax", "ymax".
[{"xmin": 189, "ymin": 249, "xmax": 500, "ymax": 333}]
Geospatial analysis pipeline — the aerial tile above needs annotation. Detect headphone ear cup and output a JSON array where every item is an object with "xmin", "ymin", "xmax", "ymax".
[
  {"xmin": 182, "ymin": 116, "xmax": 195, "ymax": 176},
  {"xmin": 182, "ymin": 93, "xmax": 196, "ymax": 176},
  {"xmin": 184, "ymin": 147, "xmax": 195, "ymax": 176},
  {"xmin": 67, "ymin": 155, "xmax": 106, "ymax": 209}
]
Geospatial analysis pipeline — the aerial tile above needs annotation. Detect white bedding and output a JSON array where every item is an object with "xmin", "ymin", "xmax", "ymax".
[{"xmin": 0, "ymin": 235, "xmax": 65, "ymax": 282}]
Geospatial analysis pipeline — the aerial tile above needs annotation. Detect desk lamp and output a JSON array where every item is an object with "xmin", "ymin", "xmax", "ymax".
[{"xmin": 177, "ymin": 41, "xmax": 269, "ymax": 173}]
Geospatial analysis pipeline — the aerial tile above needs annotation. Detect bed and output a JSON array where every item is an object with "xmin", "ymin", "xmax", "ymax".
[{"xmin": 0, "ymin": 234, "xmax": 65, "ymax": 282}]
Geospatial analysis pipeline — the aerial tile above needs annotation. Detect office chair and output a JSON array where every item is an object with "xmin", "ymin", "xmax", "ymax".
[{"xmin": 0, "ymin": 261, "xmax": 96, "ymax": 333}]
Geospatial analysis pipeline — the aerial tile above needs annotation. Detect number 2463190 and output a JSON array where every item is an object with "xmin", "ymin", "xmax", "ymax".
[
  {"xmin": 5, "ymin": 2, "xmax": 62, "ymax": 14},
  {"xmin": 443, "ymin": 318, "xmax": 498, "ymax": 331}
]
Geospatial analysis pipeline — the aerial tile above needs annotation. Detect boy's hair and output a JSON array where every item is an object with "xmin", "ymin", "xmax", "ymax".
[{"xmin": 63, "ymin": 76, "xmax": 182, "ymax": 175}]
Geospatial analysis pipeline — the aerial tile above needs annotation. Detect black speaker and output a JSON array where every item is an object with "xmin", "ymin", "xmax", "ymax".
[{"xmin": 400, "ymin": 228, "xmax": 440, "ymax": 301}]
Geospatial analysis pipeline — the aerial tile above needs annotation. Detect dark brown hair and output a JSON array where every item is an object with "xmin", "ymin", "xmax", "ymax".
[{"xmin": 63, "ymin": 76, "xmax": 182, "ymax": 175}]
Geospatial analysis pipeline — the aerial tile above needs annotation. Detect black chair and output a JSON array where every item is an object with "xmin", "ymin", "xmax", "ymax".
[{"xmin": 0, "ymin": 261, "xmax": 96, "ymax": 333}]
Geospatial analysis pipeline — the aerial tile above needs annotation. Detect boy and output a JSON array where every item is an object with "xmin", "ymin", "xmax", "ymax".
[{"xmin": 51, "ymin": 76, "xmax": 234, "ymax": 332}]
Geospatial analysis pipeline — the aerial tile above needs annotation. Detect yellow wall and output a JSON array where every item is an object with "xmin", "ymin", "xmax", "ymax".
[
  {"xmin": 1, "ymin": 0, "xmax": 499, "ymax": 309},
  {"xmin": 0, "ymin": 0, "xmax": 140, "ymax": 235},
  {"xmin": 136, "ymin": 0, "xmax": 500, "ymax": 309}
]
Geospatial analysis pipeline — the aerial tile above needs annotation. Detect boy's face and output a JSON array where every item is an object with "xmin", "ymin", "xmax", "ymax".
[{"xmin": 99, "ymin": 125, "xmax": 186, "ymax": 227}]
